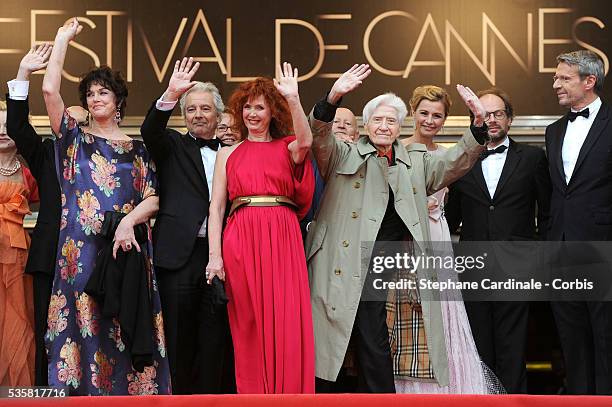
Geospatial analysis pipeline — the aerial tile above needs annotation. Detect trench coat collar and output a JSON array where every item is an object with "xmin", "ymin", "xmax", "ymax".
[{"xmin": 357, "ymin": 137, "xmax": 411, "ymax": 168}]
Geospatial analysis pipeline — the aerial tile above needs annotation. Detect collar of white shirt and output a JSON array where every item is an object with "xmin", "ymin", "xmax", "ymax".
[
  {"xmin": 484, "ymin": 136, "xmax": 510, "ymax": 156},
  {"xmin": 570, "ymin": 97, "xmax": 601, "ymax": 119}
]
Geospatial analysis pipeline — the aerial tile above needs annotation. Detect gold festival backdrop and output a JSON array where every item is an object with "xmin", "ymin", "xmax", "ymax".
[{"xmin": 0, "ymin": 0, "xmax": 609, "ymax": 119}]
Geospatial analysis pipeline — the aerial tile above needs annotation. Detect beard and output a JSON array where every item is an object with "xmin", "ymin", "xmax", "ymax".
[{"xmin": 489, "ymin": 128, "xmax": 508, "ymax": 144}]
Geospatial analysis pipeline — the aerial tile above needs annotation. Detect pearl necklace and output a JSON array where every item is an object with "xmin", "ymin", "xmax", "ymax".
[{"xmin": 0, "ymin": 159, "xmax": 21, "ymax": 176}]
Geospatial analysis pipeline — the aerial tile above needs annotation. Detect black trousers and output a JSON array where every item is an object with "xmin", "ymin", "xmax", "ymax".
[
  {"xmin": 156, "ymin": 238, "xmax": 235, "ymax": 394},
  {"xmin": 33, "ymin": 272, "xmax": 53, "ymax": 386},
  {"xmin": 316, "ymin": 299, "xmax": 395, "ymax": 393},
  {"xmin": 551, "ymin": 300, "xmax": 612, "ymax": 394},
  {"xmin": 464, "ymin": 301, "xmax": 528, "ymax": 393}
]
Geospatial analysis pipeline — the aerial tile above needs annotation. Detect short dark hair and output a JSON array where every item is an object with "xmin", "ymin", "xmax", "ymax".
[
  {"xmin": 78, "ymin": 66, "xmax": 128, "ymax": 119},
  {"xmin": 469, "ymin": 87, "xmax": 514, "ymax": 120}
]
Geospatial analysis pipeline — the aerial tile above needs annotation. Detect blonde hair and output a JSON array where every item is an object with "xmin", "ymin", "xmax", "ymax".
[
  {"xmin": 409, "ymin": 85, "xmax": 452, "ymax": 117},
  {"xmin": 0, "ymin": 100, "xmax": 6, "ymax": 111}
]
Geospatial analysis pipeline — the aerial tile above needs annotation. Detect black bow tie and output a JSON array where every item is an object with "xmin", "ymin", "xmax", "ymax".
[
  {"xmin": 479, "ymin": 144, "xmax": 507, "ymax": 160},
  {"xmin": 193, "ymin": 137, "xmax": 220, "ymax": 151},
  {"xmin": 568, "ymin": 108, "xmax": 589, "ymax": 122}
]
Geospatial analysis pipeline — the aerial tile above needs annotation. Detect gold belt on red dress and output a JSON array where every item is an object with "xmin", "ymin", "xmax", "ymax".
[{"xmin": 228, "ymin": 195, "xmax": 297, "ymax": 216}]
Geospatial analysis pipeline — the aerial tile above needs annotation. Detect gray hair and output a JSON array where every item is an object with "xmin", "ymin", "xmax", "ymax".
[
  {"xmin": 557, "ymin": 50, "xmax": 605, "ymax": 93},
  {"xmin": 362, "ymin": 92, "xmax": 408, "ymax": 125},
  {"xmin": 179, "ymin": 81, "xmax": 225, "ymax": 117}
]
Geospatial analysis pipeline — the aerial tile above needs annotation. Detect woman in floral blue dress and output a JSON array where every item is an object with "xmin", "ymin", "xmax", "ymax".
[{"xmin": 41, "ymin": 18, "xmax": 170, "ymax": 395}]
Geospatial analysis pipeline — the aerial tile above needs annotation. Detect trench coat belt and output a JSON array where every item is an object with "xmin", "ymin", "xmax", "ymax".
[{"xmin": 228, "ymin": 195, "xmax": 297, "ymax": 216}]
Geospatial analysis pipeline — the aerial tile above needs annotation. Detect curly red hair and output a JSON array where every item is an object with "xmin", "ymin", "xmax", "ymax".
[{"xmin": 227, "ymin": 77, "xmax": 293, "ymax": 141}]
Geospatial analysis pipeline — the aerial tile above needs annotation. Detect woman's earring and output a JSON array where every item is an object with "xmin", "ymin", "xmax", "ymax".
[{"xmin": 114, "ymin": 105, "xmax": 121, "ymax": 123}]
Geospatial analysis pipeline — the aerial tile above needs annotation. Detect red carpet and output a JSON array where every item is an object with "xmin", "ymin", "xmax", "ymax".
[{"xmin": 4, "ymin": 394, "xmax": 611, "ymax": 406}]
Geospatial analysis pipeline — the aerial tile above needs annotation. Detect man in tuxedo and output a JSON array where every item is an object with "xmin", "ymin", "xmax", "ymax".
[
  {"xmin": 140, "ymin": 57, "xmax": 234, "ymax": 394},
  {"xmin": 545, "ymin": 50, "xmax": 612, "ymax": 394},
  {"xmin": 6, "ymin": 45, "xmax": 60, "ymax": 386},
  {"xmin": 446, "ymin": 88, "xmax": 551, "ymax": 393}
]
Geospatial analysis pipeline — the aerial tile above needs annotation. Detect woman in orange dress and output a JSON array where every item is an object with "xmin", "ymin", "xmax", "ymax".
[{"xmin": 0, "ymin": 99, "xmax": 39, "ymax": 386}]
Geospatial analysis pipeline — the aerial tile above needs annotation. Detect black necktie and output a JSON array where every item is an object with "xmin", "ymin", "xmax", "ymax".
[
  {"xmin": 568, "ymin": 108, "xmax": 589, "ymax": 122},
  {"xmin": 194, "ymin": 137, "xmax": 220, "ymax": 151},
  {"xmin": 479, "ymin": 144, "xmax": 507, "ymax": 160}
]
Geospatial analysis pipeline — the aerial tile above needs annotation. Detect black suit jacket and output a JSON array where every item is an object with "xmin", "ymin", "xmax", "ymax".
[
  {"xmin": 6, "ymin": 96, "xmax": 61, "ymax": 275},
  {"xmin": 446, "ymin": 139, "xmax": 551, "ymax": 241},
  {"xmin": 140, "ymin": 101, "xmax": 211, "ymax": 269},
  {"xmin": 7, "ymin": 96, "xmax": 61, "ymax": 386},
  {"xmin": 545, "ymin": 101, "xmax": 612, "ymax": 241}
]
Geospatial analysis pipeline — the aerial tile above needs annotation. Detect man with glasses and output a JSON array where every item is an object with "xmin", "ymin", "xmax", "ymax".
[
  {"xmin": 446, "ymin": 88, "xmax": 551, "ymax": 393},
  {"xmin": 215, "ymin": 111, "xmax": 238, "ymax": 145}
]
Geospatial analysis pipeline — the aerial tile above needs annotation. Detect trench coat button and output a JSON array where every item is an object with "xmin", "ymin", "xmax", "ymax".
[
  {"xmin": 342, "ymin": 240, "xmax": 349, "ymax": 247},
  {"xmin": 353, "ymin": 181, "xmax": 361, "ymax": 189},
  {"xmin": 334, "ymin": 269, "xmax": 342, "ymax": 275},
  {"xmin": 489, "ymin": 205, "xmax": 495, "ymax": 211},
  {"xmin": 332, "ymin": 306, "xmax": 336, "ymax": 311},
  {"xmin": 351, "ymin": 211, "xmax": 359, "ymax": 219}
]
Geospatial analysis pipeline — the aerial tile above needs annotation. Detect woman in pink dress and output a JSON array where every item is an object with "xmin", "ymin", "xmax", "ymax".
[
  {"xmin": 390, "ymin": 85, "xmax": 495, "ymax": 393},
  {"xmin": 206, "ymin": 63, "xmax": 315, "ymax": 393}
]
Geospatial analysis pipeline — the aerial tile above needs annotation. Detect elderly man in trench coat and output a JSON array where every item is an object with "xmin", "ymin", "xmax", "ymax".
[{"xmin": 305, "ymin": 65, "xmax": 489, "ymax": 392}]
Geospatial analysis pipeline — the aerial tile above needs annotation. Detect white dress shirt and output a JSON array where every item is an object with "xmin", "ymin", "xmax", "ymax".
[
  {"xmin": 482, "ymin": 137, "xmax": 510, "ymax": 199},
  {"xmin": 561, "ymin": 97, "xmax": 601, "ymax": 184},
  {"xmin": 155, "ymin": 97, "xmax": 217, "ymax": 237}
]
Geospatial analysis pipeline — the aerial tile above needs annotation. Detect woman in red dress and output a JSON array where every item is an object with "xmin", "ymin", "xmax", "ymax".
[{"xmin": 206, "ymin": 63, "xmax": 314, "ymax": 393}]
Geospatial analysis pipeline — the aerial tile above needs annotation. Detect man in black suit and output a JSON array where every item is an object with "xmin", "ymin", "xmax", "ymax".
[
  {"xmin": 446, "ymin": 88, "xmax": 551, "ymax": 393},
  {"xmin": 140, "ymin": 57, "xmax": 233, "ymax": 394},
  {"xmin": 545, "ymin": 50, "xmax": 612, "ymax": 394},
  {"xmin": 6, "ymin": 45, "xmax": 60, "ymax": 386}
]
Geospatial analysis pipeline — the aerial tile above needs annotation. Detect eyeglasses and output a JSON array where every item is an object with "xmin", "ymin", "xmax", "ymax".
[
  {"xmin": 217, "ymin": 125, "xmax": 231, "ymax": 133},
  {"xmin": 484, "ymin": 110, "xmax": 507, "ymax": 122}
]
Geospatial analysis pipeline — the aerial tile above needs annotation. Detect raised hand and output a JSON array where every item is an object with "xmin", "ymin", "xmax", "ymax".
[
  {"xmin": 165, "ymin": 57, "xmax": 201, "ymax": 101},
  {"xmin": 457, "ymin": 84, "xmax": 486, "ymax": 126},
  {"xmin": 328, "ymin": 64, "xmax": 371, "ymax": 104},
  {"xmin": 55, "ymin": 17, "xmax": 83, "ymax": 43},
  {"xmin": 17, "ymin": 43, "xmax": 52, "ymax": 80},
  {"xmin": 274, "ymin": 62, "xmax": 299, "ymax": 101}
]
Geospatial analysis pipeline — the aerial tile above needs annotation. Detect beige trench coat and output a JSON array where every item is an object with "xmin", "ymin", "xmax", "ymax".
[{"xmin": 305, "ymin": 112, "xmax": 485, "ymax": 384}]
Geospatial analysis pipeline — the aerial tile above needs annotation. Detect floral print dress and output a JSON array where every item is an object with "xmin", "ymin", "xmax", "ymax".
[{"xmin": 45, "ymin": 112, "xmax": 170, "ymax": 395}]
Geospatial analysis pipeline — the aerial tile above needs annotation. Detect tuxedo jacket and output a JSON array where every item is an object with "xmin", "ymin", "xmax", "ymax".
[
  {"xmin": 6, "ymin": 96, "xmax": 61, "ymax": 275},
  {"xmin": 446, "ymin": 139, "xmax": 551, "ymax": 241},
  {"xmin": 140, "ymin": 102, "xmax": 213, "ymax": 270},
  {"xmin": 545, "ymin": 101, "xmax": 612, "ymax": 241}
]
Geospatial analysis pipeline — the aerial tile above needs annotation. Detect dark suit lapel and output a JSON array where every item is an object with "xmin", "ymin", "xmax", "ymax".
[
  {"xmin": 552, "ymin": 117, "xmax": 569, "ymax": 185},
  {"xmin": 471, "ymin": 159, "xmax": 490, "ymax": 199},
  {"xmin": 568, "ymin": 102, "xmax": 610, "ymax": 187},
  {"xmin": 182, "ymin": 134, "xmax": 208, "ymax": 196},
  {"xmin": 492, "ymin": 140, "xmax": 520, "ymax": 200}
]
